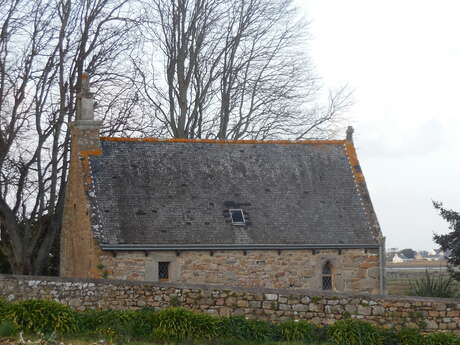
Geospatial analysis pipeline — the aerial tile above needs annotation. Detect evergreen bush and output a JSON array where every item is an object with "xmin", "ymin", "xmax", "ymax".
[
  {"xmin": 6, "ymin": 299, "xmax": 77, "ymax": 334},
  {"xmin": 379, "ymin": 328, "xmax": 400, "ymax": 345},
  {"xmin": 328, "ymin": 318, "xmax": 383, "ymax": 345},
  {"xmin": 76, "ymin": 308, "xmax": 157, "ymax": 340},
  {"xmin": 424, "ymin": 332, "xmax": 460, "ymax": 345},
  {"xmin": 0, "ymin": 299, "xmax": 9, "ymax": 320},
  {"xmin": 152, "ymin": 307, "xmax": 219, "ymax": 341},
  {"xmin": 0, "ymin": 320, "xmax": 18, "ymax": 337},
  {"xmin": 396, "ymin": 327, "xmax": 424, "ymax": 345},
  {"xmin": 278, "ymin": 320, "xmax": 317, "ymax": 342},
  {"xmin": 218, "ymin": 315, "xmax": 279, "ymax": 341}
]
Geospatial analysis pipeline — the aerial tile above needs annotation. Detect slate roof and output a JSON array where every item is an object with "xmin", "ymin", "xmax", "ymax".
[{"xmin": 86, "ymin": 138, "xmax": 381, "ymax": 249}]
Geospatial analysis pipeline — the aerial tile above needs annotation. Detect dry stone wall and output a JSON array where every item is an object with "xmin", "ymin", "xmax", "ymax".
[{"xmin": 0, "ymin": 274, "xmax": 459, "ymax": 333}]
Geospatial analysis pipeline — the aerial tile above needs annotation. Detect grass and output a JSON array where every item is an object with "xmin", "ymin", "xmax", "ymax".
[
  {"xmin": 0, "ymin": 335, "xmax": 333, "ymax": 345},
  {"xmin": 62, "ymin": 339, "xmax": 332, "ymax": 345}
]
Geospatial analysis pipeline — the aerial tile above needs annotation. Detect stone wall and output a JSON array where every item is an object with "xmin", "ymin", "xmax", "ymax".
[
  {"xmin": 99, "ymin": 248, "xmax": 381, "ymax": 294},
  {"xmin": 0, "ymin": 274, "xmax": 459, "ymax": 333}
]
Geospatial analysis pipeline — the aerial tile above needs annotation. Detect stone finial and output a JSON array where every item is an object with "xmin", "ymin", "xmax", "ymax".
[
  {"xmin": 76, "ymin": 72, "xmax": 95, "ymax": 121},
  {"xmin": 346, "ymin": 126, "xmax": 354, "ymax": 141}
]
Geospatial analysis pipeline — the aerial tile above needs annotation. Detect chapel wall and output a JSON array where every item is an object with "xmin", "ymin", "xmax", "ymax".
[{"xmin": 98, "ymin": 248, "xmax": 381, "ymax": 294}]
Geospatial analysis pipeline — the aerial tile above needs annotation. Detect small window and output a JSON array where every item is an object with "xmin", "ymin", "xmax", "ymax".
[
  {"xmin": 158, "ymin": 262, "xmax": 170, "ymax": 281},
  {"xmin": 229, "ymin": 209, "xmax": 245, "ymax": 225},
  {"xmin": 322, "ymin": 261, "xmax": 333, "ymax": 290}
]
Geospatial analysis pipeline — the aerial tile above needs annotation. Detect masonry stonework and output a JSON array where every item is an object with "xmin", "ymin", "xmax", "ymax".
[
  {"xmin": 60, "ymin": 124, "xmax": 102, "ymax": 279},
  {"xmin": 0, "ymin": 275, "xmax": 458, "ymax": 333},
  {"xmin": 60, "ymin": 75, "xmax": 384, "ymax": 294},
  {"xmin": 99, "ymin": 248, "xmax": 380, "ymax": 294}
]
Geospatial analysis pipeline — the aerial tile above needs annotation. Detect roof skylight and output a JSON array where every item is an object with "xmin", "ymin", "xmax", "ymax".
[{"xmin": 230, "ymin": 209, "xmax": 245, "ymax": 225}]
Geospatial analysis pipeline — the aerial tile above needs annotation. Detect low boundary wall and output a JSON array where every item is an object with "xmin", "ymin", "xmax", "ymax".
[{"xmin": 0, "ymin": 274, "xmax": 459, "ymax": 333}]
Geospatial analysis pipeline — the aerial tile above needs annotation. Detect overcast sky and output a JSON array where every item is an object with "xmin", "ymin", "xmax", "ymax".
[{"xmin": 297, "ymin": 0, "xmax": 460, "ymax": 250}]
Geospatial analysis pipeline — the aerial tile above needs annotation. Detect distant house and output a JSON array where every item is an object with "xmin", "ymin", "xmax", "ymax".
[
  {"xmin": 426, "ymin": 249, "xmax": 446, "ymax": 261},
  {"xmin": 392, "ymin": 253, "xmax": 410, "ymax": 263},
  {"xmin": 60, "ymin": 75, "xmax": 385, "ymax": 294}
]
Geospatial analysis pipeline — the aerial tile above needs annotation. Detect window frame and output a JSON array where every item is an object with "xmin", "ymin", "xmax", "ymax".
[
  {"xmin": 322, "ymin": 261, "xmax": 333, "ymax": 290},
  {"xmin": 158, "ymin": 261, "xmax": 170, "ymax": 281},
  {"xmin": 229, "ymin": 208, "xmax": 246, "ymax": 225}
]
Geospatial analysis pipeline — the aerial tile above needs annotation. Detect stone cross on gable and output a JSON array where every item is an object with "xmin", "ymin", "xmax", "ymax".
[{"xmin": 346, "ymin": 126, "xmax": 354, "ymax": 141}]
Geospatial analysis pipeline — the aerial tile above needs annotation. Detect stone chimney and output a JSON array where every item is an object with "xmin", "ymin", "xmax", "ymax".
[{"xmin": 72, "ymin": 72, "xmax": 102, "ymax": 152}]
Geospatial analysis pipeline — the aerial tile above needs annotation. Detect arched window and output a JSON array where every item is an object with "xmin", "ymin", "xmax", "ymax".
[{"xmin": 322, "ymin": 261, "xmax": 333, "ymax": 290}]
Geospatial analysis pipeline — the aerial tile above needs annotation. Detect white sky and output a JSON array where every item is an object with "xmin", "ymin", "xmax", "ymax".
[{"xmin": 297, "ymin": 0, "xmax": 460, "ymax": 250}]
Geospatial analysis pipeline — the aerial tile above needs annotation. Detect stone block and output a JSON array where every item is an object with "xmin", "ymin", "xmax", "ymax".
[
  {"xmin": 309, "ymin": 304, "xmax": 323, "ymax": 312},
  {"xmin": 249, "ymin": 301, "xmax": 261, "ymax": 308},
  {"xmin": 225, "ymin": 297, "xmax": 237, "ymax": 306},
  {"xmin": 265, "ymin": 293, "xmax": 278, "ymax": 301},
  {"xmin": 263, "ymin": 301, "xmax": 277, "ymax": 309},
  {"xmin": 237, "ymin": 300, "xmax": 249, "ymax": 308},
  {"xmin": 372, "ymin": 306, "xmax": 385, "ymax": 316},
  {"xmin": 219, "ymin": 307, "xmax": 233, "ymax": 317},
  {"xmin": 279, "ymin": 303, "xmax": 291, "ymax": 311},
  {"xmin": 301, "ymin": 296, "xmax": 311, "ymax": 304},
  {"xmin": 345, "ymin": 305, "xmax": 357, "ymax": 314},
  {"xmin": 357, "ymin": 305, "xmax": 372, "ymax": 316},
  {"xmin": 279, "ymin": 296, "xmax": 288, "ymax": 303},
  {"xmin": 292, "ymin": 304, "xmax": 308, "ymax": 312}
]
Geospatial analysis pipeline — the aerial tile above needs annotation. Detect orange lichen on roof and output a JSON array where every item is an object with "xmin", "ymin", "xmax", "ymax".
[
  {"xmin": 80, "ymin": 149, "xmax": 103, "ymax": 157},
  {"xmin": 79, "ymin": 149, "xmax": 102, "ymax": 190},
  {"xmin": 344, "ymin": 141, "xmax": 364, "ymax": 183},
  {"xmin": 100, "ymin": 137, "xmax": 346, "ymax": 145}
]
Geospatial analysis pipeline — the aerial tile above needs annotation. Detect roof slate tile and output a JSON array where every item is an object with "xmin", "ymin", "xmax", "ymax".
[{"xmin": 87, "ymin": 140, "xmax": 379, "ymax": 247}]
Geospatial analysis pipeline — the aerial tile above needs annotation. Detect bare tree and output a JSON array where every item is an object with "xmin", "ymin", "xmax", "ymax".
[
  {"xmin": 136, "ymin": 0, "xmax": 351, "ymax": 140},
  {"xmin": 0, "ymin": 0, "xmax": 352, "ymax": 275},
  {"xmin": 0, "ymin": 0, "xmax": 141, "ymax": 274}
]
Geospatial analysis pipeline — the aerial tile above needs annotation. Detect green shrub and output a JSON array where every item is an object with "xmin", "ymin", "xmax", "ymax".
[
  {"xmin": 328, "ymin": 318, "xmax": 383, "ymax": 345},
  {"xmin": 76, "ymin": 308, "xmax": 157, "ymax": 341},
  {"xmin": 218, "ymin": 316, "xmax": 253, "ymax": 340},
  {"xmin": 316, "ymin": 324, "xmax": 331, "ymax": 343},
  {"xmin": 397, "ymin": 327, "xmax": 424, "ymax": 345},
  {"xmin": 7, "ymin": 299, "xmax": 77, "ymax": 334},
  {"xmin": 0, "ymin": 299, "xmax": 9, "ymax": 320},
  {"xmin": 218, "ymin": 316, "xmax": 278, "ymax": 341},
  {"xmin": 379, "ymin": 328, "xmax": 400, "ymax": 345},
  {"xmin": 279, "ymin": 320, "xmax": 317, "ymax": 342},
  {"xmin": 424, "ymin": 332, "xmax": 460, "ymax": 345},
  {"xmin": 152, "ymin": 307, "xmax": 219, "ymax": 341},
  {"xmin": 242, "ymin": 318, "xmax": 279, "ymax": 341},
  {"xmin": 409, "ymin": 270, "xmax": 457, "ymax": 298},
  {"xmin": 0, "ymin": 320, "xmax": 18, "ymax": 337},
  {"xmin": 130, "ymin": 307, "xmax": 158, "ymax": 339}
]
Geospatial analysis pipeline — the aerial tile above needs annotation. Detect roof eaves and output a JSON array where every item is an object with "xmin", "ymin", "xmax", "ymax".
[{"xmin": 100, "ymin": 243, "xmax": 381, "ymax": 251}]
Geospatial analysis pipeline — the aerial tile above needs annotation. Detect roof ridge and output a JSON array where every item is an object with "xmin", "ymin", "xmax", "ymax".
[{"xmin": 100, "ymin": 137, "xmax": 346, "ymax": 145}]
